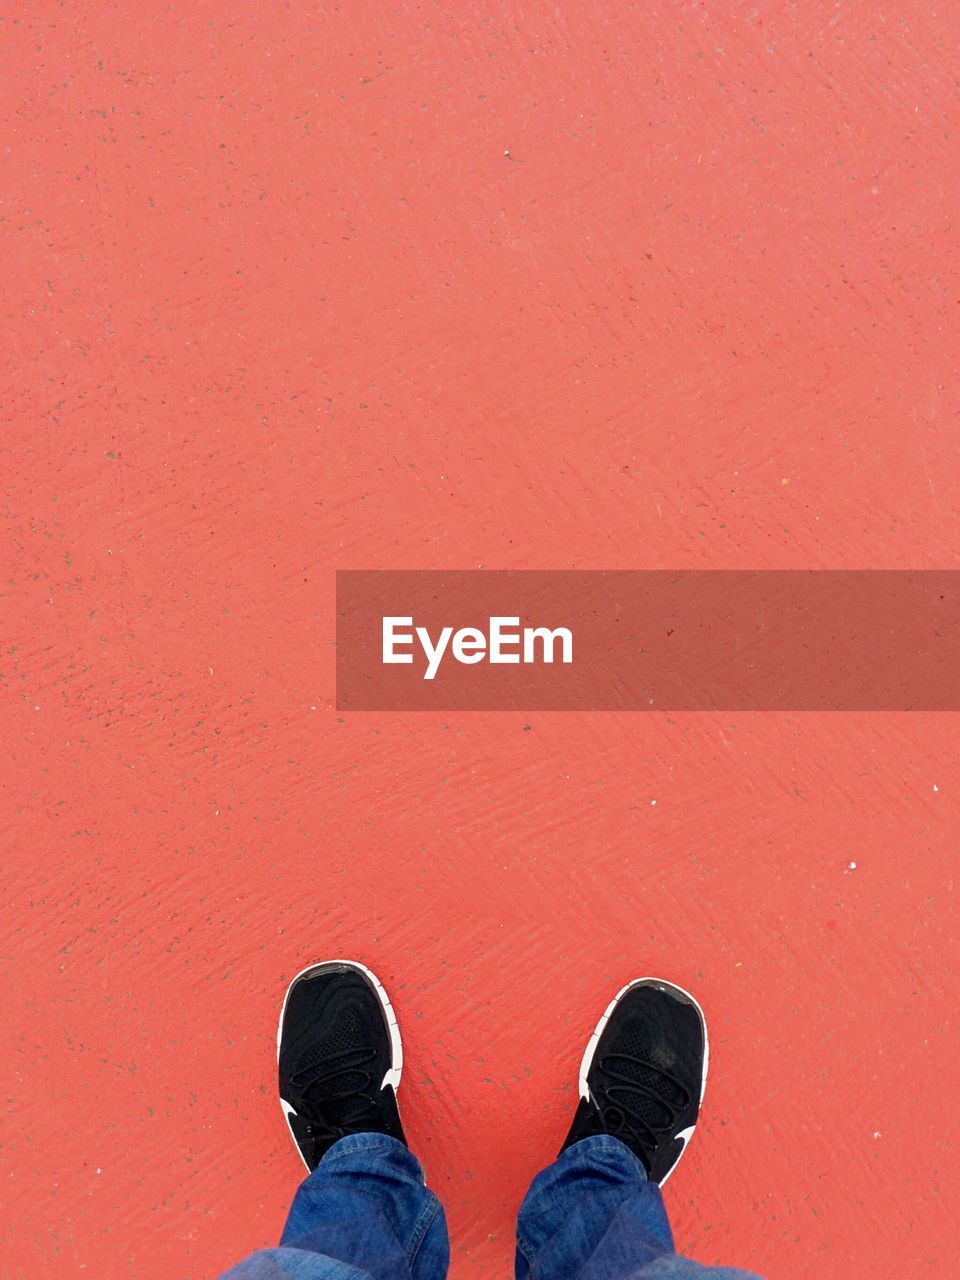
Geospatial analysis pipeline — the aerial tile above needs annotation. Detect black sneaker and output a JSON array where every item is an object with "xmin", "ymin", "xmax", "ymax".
[
  {"xmin": 561, "ymin": 978, "xmax": 709, "ymax": 1185},
  {"xmin": 277, "ymin": 960, "xmax": 406, "ymax": 1170}
]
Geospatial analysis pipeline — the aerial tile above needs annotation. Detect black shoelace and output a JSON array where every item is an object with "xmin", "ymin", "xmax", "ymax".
[
  {"xmin": 594, "ymin": 1051, "xmax": 691, "ymax": 1156},
  {"xmin": 290, "ymin": 1045, "xmax": 380, "ymax": 1145}
]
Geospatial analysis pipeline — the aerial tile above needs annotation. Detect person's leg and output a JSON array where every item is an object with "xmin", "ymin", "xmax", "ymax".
[
  {"xmin": 516, "ymin": 1135, "xmax": 758, "ymax": 1280},
  {"xmin": 515, "ymin": 979, "xmax": 762, "ymax": 1280},
  {"xmin": 219, "ymin": 961, "xmax": 449, "ymax": 1280}
]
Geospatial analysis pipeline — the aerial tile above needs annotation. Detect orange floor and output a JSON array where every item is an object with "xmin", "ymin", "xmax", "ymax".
[{"xmin": 3, "ymin": 5, "xmax": 958, "ymax": 1277}]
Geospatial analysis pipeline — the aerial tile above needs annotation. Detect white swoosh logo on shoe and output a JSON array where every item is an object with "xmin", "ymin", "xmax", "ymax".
[
  {"xmin": 675, "ymin": 1124, "xmax": 696, "ymax": 1151},
  {"xmin": 280, "ymin": 1099, "xmax": 297, "ymax": 1124}
]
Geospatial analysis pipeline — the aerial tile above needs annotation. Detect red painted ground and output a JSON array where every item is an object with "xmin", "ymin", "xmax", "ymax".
[{"xmin": 3, "ymin": 5, "xmax": 958, "ymax": 1278}]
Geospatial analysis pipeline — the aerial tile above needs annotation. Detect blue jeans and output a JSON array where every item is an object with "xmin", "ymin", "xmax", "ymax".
[{"xmin": 220, "ymin": 1133, "xmax": 762, "ymax": 1280}]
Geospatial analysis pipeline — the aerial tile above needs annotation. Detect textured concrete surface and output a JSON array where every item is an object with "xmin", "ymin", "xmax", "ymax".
[{"xmin": 3, "ymin": 4, "xmax": 958, "ymax": 1278}]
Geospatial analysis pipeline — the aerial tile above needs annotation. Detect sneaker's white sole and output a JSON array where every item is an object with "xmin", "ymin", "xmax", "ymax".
[
  {"xmin": 576, "ymin": 976, "xmax": 709, "ymax": 1186},
  {"xmin": 277, "ymin": 959, "xmax": 403, "ymax": 1168}
]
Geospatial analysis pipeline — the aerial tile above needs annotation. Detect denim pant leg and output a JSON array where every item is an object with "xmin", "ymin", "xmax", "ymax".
[
  {"xmin": 219, "ymin": 1134, "xmax": 449, "ymax": 1280},
  {"xmin": 516, "ymin": 1135, "xmax": 763, "ymax": 1280}
]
